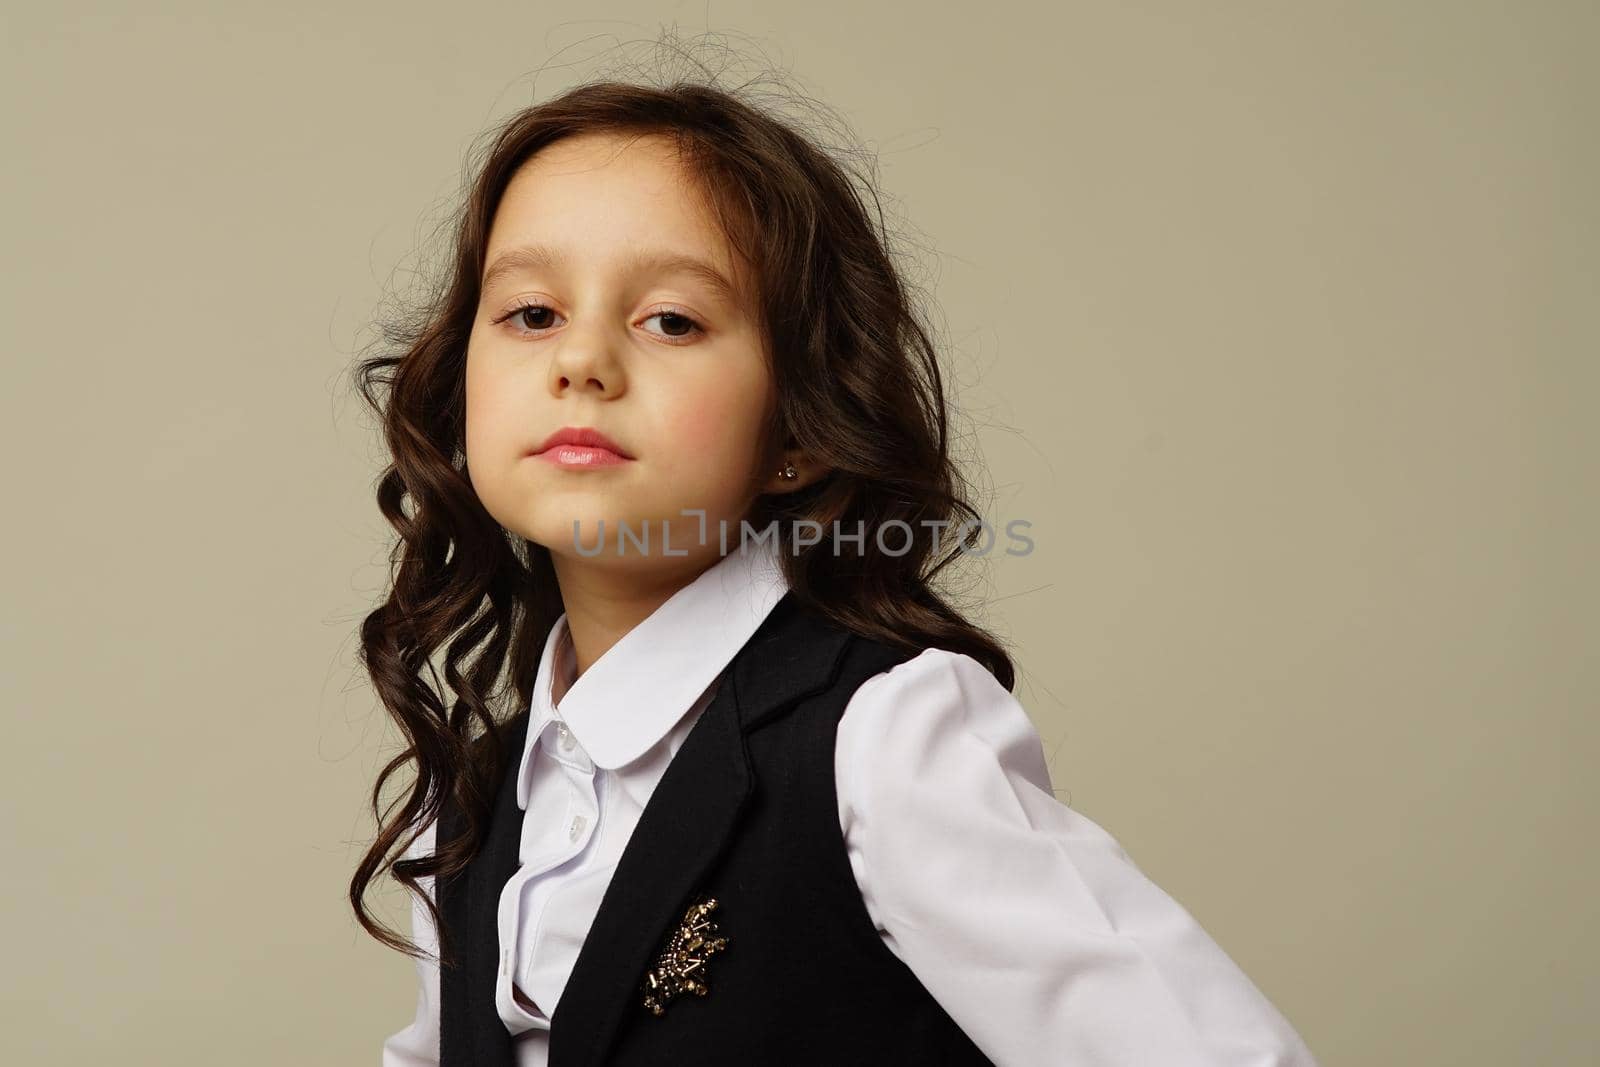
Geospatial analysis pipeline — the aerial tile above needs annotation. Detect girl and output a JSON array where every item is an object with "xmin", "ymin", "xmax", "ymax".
[{"xmin": 351, "ymin": 77, "xmax": 1319, "ymax": 1066}]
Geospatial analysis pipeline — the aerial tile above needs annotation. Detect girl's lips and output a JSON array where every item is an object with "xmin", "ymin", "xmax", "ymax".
[{"xmin": 533, "ymin": 444, "xmax": 633, "ymax": 468}]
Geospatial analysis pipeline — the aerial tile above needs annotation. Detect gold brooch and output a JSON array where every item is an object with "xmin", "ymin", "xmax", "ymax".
[{"xmin": 640, "ymin": 895, "xmax": 729, "ymax": 1016}]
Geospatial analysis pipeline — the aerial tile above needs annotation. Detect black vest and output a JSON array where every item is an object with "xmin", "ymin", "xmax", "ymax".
[{"xmin": 436, "ymin": 590, "xmax": 996, "ymax": 1066}]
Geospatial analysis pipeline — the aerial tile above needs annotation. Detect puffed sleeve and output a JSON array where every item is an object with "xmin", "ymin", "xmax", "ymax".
[
  {"xmin": 381, "ymin": 818, "xmax": 441, "ymax": 1067},
  {"xmin": 834, "ymin": 648, "xmax": 1320, "ymax": 1066}
]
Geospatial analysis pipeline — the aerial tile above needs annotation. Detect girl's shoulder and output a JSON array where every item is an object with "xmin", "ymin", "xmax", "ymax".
[{"xmin": 839, "ymin": 642, "xmax": 1055, "ymax": 798}]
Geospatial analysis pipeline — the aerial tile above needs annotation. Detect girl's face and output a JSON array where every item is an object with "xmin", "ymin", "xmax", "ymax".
[{"xmin": 465, "ymin": 131, "xmax": 780, "ymax": 570}]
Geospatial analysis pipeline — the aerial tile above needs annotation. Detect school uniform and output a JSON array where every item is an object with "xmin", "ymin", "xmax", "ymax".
[{"xmin": 381, "ymin": 536, "xmax": 1319, "ymax": 1066}]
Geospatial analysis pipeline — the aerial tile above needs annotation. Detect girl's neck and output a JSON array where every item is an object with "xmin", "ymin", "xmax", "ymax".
[{"xmin": 549, "ymin": 548, "xmax": 723, "ymax": 683}]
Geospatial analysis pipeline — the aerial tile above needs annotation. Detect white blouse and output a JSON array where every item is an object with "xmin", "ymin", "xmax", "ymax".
[{"xmin": 381, "ymin": 539, "xmax": 1319, "ymax": 1066}]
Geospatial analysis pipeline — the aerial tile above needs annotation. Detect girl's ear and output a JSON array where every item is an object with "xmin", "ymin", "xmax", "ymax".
[{"xmin": 764, "ymin": 451, "xmax": 828, "ymax": 494}]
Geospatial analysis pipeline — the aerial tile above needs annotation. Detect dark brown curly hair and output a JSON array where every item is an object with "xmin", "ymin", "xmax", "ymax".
[{"xmin": 349, "ymin": 69, "xmax": 1016, "ymax": 968}]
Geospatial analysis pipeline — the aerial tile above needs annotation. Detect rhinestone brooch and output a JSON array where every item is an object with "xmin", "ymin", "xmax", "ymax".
[{"xmin": 640, "ymin": 895, "xmax": 729, "ymax": 1016}]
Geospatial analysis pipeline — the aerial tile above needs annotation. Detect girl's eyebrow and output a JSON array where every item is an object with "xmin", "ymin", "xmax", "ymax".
[{"xmin": 481, "ymin": 242, "xmax": 740, "ymax": 306}]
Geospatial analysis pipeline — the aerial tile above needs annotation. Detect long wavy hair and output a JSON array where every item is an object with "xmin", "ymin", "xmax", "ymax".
[{"xmin": 349, "ymin": 73, "xmax": 1016, "ymax": 967}]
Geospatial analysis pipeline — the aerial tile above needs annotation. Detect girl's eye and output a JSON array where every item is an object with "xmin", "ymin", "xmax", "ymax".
[
  {"xmin": 504, "ymin": 303, "xmax": 560, "ymax": 333},
  {"xmin": 640, "ymin": 308, "xmax": 705, "ymax": 341},
  {"xmin": 492, "ymin": 302, "xmax": 706, "ymax": 344}
]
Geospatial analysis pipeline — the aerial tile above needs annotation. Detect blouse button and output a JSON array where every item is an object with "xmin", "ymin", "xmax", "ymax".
[
  {"xmin": 568, "ymin": 813, "xmax": 587, "ymax": 842},
  {"xmin": 556, "ymin": 723, "xmax": 574, "ymax": 752}
]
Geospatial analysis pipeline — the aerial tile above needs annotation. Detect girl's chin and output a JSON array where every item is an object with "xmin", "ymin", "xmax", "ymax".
[{"xmin": 520, "ymin": 515, "xmax": 711, "ymax": 551}]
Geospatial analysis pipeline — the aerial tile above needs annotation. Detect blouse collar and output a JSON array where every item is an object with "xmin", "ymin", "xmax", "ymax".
[{"xmin": 516, "ymin": 536, "xmax": 789, "ymax": 802}]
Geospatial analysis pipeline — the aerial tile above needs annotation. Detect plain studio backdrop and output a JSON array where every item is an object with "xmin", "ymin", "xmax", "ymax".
[{"xmin": 2, "ymin": 3, "xmax": 1592, "ymax": 1064}]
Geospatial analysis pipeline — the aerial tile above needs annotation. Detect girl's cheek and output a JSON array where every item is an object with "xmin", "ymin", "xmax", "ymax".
[
  {"xmin": 667, "ymin": 361, "xmax": 773, "ymax": 455},
  {"xmin": 462, "ymin": 401, "xmax": 520, "ymax": 488},
  {"xmin": 669, "ymin": 402, "xmax": 738, "ymax": 454}
]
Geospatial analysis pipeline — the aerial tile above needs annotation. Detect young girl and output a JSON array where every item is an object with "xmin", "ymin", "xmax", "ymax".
[{"xmin": 352, "ymin": 77, "xmax": 1319, "ymax": 1067}]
